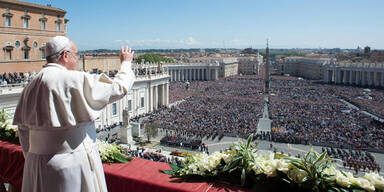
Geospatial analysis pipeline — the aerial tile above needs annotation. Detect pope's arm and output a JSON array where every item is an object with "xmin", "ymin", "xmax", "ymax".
[{"xmin": 83, "ymin": 46, "xmax": 135, "ymax": 110}]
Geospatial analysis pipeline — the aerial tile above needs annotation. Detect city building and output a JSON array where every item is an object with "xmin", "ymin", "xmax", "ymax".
[
  {"xmin": 324, "ymin": 61, "xmax": 384, "ymax": 88},
  {"xmin": 167, "ymin": 62, "xmax": 220, "ymax": 81},
  {"xmin": 186, "ymin": 57, "xmax": 238, "ymax": 78},
  {"xmin": 78, "ymin": 54, "xmax": 120, "ymax": 72},
  {"xmin": 0, "ymin": 0, "xmax": 68, "ymax": 73},
  {"xmin": 278, "ymin": 56, "xmax": 331, "ymax": 80},
  {"xmin": 237, "ymin": 54, "xmax": 263, "ymax": 75},
  {"xmin": 370, "ymin": 50, "xmax": 384, "ymax": 63}
]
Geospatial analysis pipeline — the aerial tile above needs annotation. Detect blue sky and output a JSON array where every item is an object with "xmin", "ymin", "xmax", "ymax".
[{"xmin": 26, "ymin": 0, "xmax": 384, "ymax": 50}]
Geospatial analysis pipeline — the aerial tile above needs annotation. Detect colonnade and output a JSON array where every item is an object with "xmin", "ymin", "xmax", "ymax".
[
  {"xmin": 168, "ymin": 67, "xmax": 219, "ymax": 81},
  {"xmin": 147, "ymin": 83, "xmax": 169, "ymax": 111},
  {"xmin": 324, "ymin": 63, "xmax": 384, "ymax": 87}
]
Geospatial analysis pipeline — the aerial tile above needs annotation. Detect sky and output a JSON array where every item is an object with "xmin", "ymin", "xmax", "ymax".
[{"xmin": 25, "ymin": 0, "xmax": 384, "ymax": 50}]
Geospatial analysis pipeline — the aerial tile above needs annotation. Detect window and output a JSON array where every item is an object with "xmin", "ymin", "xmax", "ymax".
[
  {"xmin": 140, "ymin": 97, "xmax": 145, "ymax": 108},
  {"xmin": 41, "ymin": 20, "xmax": 46, "ymax": 30},
  {"xmin": 56, "ymin": 23, "xmax": 61, "ymax": 31},
  {"xmin": 112, "ymin": 103, "xmax": 117, "ymax": 116},
  {"xmin": 33, "ymin": 41, "xmax": 38, "ymax": 48},
  {"xmin": 5, "ymin": 17, "xmax": 11, "ymax": 27},
  {"xmin": 23, "ymin": 18, "xmax": 29, "ymax": 28},
  {"xmin": 128, "ymin": 100, "xmax": 132, "ymax": 111},
  {"xmin": 41, "ymin": 49, "xmax": 45, "ymax": 59},
  {"xmin": 24, "ymin": 50, "xmax": 29, "ymax": 59},
  {"xmin": 14, "ymin": 41, "xmax": 20, "ymax": 48}
]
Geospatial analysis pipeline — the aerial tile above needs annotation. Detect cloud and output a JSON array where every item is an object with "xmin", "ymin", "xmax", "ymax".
[{"xmin": 114, "ymin": 37, "xmax": 200, "ymax": 48}]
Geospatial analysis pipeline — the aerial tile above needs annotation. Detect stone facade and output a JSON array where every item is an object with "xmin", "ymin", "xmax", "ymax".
[
  {"xmin": 184, "ymin": 57, "xmax": 239, "ymax": 79},
  {"xmin": 79, "ymin": 55, "xmax": 121, "ymax": 72},
  {"xmin": 167, "ymin": 63, "xmax": 220, "ymax": 81},
  {"xmin": 278, "ymin": 56, "xmax": 330, "ymax": 80},
  {"xmin": 324, "ymin": 62, "xmax": 384, "ymax": 88},
  {"xmin": 0, "ymin": 0, "xmax": 68, "ymax": 73},
  {"xmin": 237, "ymin": 54, "xmax": 263, "ymax": 75}
]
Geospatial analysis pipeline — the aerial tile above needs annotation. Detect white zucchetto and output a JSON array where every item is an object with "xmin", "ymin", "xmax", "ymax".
[{"xmin": 45, "ymin": 36, "xmax": 71, "ymax": 58}]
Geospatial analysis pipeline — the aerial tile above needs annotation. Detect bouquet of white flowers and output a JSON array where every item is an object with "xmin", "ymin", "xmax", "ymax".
[
  {"xmin": 0, "ymin": 109, "xmax": 19, "ymax": 144},
  {"xmin": 163, "ymin": 134, "xmax": 384, "ymax": 192},
  {"xmin": 97, "ymin": 140, "xmax": 132, "ymax": 163}
]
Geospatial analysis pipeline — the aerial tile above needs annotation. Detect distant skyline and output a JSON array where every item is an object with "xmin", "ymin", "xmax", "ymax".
[{"xmin": 24, "ymin": 0, "xmax": 384, "ymax": 50}]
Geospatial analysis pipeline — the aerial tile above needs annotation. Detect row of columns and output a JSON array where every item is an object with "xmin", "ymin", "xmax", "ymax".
[
  {"xmin": 169, "ymin": 68, "xmax": 219, "ymax": 81},
  {"xmin": 325, "ymin": 69, "xmax": 384, "ymax": 87},
  {"xmin": 148, "ymin": 83, "xmax": 169, "ymax": 111}
]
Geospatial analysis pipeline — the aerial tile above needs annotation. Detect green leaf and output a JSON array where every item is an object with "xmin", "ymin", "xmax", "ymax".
[
  {"xmin": 274, "ymin": 153, "xmax": 288, "ymax": 159},
  {"xmin": 246, "ymin": 134, "xmax": 253, "ymax": 149},
  {"xmin": 162, "ymin": 169, "xmax": 176, "ymax": 175},
  {"xmin": 314, "ymin": 152, "xmax": 327, "ymax": 166},
  {"xmin": 169, "ymin": 163, "xmax": 181, "ymax": 171},
  {"xmin": 291, "ymin": 162, "xmax": 306, "ymax": 171},
  {"xmin": 241, "ymin": 167, "xmax": 246, "ymax": 186}
]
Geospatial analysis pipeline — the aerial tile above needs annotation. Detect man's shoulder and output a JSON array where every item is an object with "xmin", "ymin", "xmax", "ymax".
[{"xmin": 42, "ymin": 66, "xmax": 86, "ymax": 80}]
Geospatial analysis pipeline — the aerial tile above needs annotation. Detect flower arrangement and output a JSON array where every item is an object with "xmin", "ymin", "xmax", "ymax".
[
  {"xmin": 97, "ymin": 140, "xmax": 132, "ymax": 163},
  {"xmin": 0, "ymin": 109, "xmax": 19, "ymax": 144},
  {"xmin": 163, "ymin": 134, "xmax": 384, "ymax": 192}
]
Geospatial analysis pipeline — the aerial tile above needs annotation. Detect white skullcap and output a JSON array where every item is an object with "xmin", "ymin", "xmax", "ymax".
[{"xmin": 45, "ymin": 36, "xmax": 72, "ymax": 58}]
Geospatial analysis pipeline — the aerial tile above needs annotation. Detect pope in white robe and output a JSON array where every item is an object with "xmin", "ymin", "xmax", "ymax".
[{"xmin": 13, "ymin": 36, "xmax": 135, "ymax": 192}]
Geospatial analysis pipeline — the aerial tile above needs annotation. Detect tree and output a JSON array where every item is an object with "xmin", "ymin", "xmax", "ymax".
[
  {"xmin": 144, "ymin": 123, "xmax": 158, "ymax": 143},
  {"xmin": 137, "ymin": 53, "xmax": 174, "ymax": 64}
]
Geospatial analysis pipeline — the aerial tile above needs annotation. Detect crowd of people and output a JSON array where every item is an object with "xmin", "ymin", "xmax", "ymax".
[
  {"xmin": 123, "ymin": 147, "xmax": 183, "ymax": 165},
  {"xmin": 331, "ymin": 85, "xmax": 384, "ymax": 118},
  {"xmin": 323, "ymin": 147, "xmax": 381, "ymax": 173},
  {"xmin": 145, "ymin": 76, "xmax": 265, "ymax": 141},
  {"xmin": 268, "ymin": 76, "xmax": 384, "ymax": 151},
  {"xmin": 160, "ymin": 135, "xmax": 202, "ymax": 150},
  {"xmin": 0, "ymin": 72, "xmax": 36, "ymax": 85}
]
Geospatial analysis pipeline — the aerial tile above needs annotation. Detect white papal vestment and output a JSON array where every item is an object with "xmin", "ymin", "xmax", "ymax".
[{"xmin": 13, "ymin": 62, "xmax": 135, "ymax": 192}]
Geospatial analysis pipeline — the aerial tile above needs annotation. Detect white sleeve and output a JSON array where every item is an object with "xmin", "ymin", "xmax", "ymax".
[{"xmin": 83, "ymin": 61, "xmax": 135, "ymax": 111}]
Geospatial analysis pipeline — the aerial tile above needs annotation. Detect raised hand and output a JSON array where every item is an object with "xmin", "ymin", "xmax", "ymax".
[{"xmin": 120, "ymin": 46, "xmax": 134, "ymax": 63}]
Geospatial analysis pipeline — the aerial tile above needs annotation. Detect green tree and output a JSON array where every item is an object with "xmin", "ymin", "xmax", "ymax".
[
  {"xmin": 144, "ymin": 123, "xmax": 158, "ymax": 142},
  {"xmin": 137, "ymin": 53, "xmax": 174, "ymax": 64}
]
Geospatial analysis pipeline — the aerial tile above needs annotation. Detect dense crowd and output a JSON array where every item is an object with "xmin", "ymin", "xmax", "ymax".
[
  {"xmin": 0, "ymin": 72, "xmax": 36, "ymax": 85},
  {"xmin": 146, "ymin": 76, "xmax": 265, "ymax": 140},
  {"xmin": 331, "ymin": 85, "xmax": 384, "ymax": 118},
  {"xmin": 268, "ymin": 77, "xmax": 384, "ymax": 151},
  {"xmin": 123, "ymin": 147, "xmax": 183, "ymax": 164},
  {"xmin": 160, "ymin": 135, "xmax": 202, "ymax": 150},
  {"xmin": 323, "ymin": 147, "xmax": 381, "ymax": 173}
]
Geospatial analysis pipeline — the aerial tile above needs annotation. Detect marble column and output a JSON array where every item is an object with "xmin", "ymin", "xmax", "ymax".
[
  {"xmin": 207, "ymin": 68, "xmax": 211, "ymax": 80},
  {"xmin": 154, "ymin": 86, "xmax": 158, "ymax": 110},
  {"xmin": 214, "ymin": 69, "xmax": 218, "ymax": 80},
  {"xmin": 147, "ymin": 85, "xmax": 151, "ymax": 112},
  {"xmin": 368, "ymin": 71, "xmax": 373, "ymax": 86},
  {"xmin": 356, "ymin": 71, "xmax": 360, "ymax": 85},
  {"xmin": 361, "ymin": 71, "xmax": 366, "ymax": 86},
  {"xmin": 178, "ymin": 70, "xmax": 181, "ymax": 81},
  {"xmin": 165, "ymin": 83, "xmax": 169, "ymax": 106},
  {"xmin": 335, "ymin": 70, "xmax": 341, "ymax": 84},
  {"xmin": 149, "ymin": 87, "xmax": 153, "ymax": 112}
]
